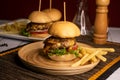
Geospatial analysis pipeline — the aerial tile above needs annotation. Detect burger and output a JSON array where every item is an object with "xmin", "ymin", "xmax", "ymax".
[
  {"xmin": 22, "ymin": 11, "xmax": 52, "ymax": 38},
  {"xmin": 42, "ymin": 8, "xmax": 62, "ymax": 22},
  {"xmin": 43, "ymin": 21, "xmax": 81, "ymax": 61}
]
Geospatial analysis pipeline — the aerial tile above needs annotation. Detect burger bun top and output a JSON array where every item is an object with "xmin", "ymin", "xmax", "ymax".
[
  {"xmin": 48, "ymin": 21, "xmax": 80, "ymax": 38},
  {"xmin": 28, "ymin": 11, "xmax": 52, "ymax": 23},
  {"xmin": 43, "ymin": 8, "xmax": 62, "ymax": 22}
]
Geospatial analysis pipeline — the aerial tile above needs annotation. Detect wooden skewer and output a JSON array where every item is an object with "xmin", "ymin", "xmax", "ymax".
[
  {"xmin": 64, "ymin": 2, "xmax": 66, "ymax": 21},
  {"xmin": 38, "ymin": 0, "xmax": 41, "ymax": 12},
  {"xmin": 50, "ymin": 0, "xmax": 52, "ymax": 11}
]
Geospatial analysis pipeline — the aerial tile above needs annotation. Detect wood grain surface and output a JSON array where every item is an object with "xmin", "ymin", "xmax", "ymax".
[{"xmin": 18, "ymin": 41, "xmax": 100, "ymax": 75}]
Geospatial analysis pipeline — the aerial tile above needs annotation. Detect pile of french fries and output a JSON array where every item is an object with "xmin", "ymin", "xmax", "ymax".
[{"xmin": 71, "ymin": 47, "xmax": 115, "ymax": 67}]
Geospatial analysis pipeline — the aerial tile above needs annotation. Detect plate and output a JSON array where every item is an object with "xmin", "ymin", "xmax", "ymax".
[
  {"xmin": 0, "ymin": 19, "xmax": 50, "ymax": 41},
  {"xmin": 18, "ymin": 41, "xmax": 100, "ymax": 75}
]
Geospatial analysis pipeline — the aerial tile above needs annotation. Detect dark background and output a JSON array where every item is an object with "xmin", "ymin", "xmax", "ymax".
[{"xmin": 0, "ymin": 0, "xmax": 120, "ymax": 27}]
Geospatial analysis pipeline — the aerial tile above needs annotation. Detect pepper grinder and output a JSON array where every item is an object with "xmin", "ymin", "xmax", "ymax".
[{"xmin": 93, "ymin": 0, "xmax": 110, "ymax": 44}]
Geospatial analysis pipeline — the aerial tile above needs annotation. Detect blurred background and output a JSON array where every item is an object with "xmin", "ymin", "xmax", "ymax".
[{"xmin": 0, "ymin": 0, "xmax": 120, "ymax": 27}]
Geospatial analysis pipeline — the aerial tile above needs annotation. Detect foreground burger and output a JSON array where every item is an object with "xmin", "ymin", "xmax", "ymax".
[
  {"xmin": 22, "ymin": 11, "xmax": 52, "ymax": 38},
  {"xmin": 43, "ymin": 21, "xmax": 81, "ymax": 61}
]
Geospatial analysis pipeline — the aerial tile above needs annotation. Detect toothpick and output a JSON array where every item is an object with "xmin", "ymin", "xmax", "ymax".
[
  {"xmin": 38, "ymin": 0, "xmax": 41, "ymax": 12},
  {"xmin": 64, "ymin": 2, "xmax": 66, "ymax": 21},
  {"xmin": 50, "ymin": 0, "xmax": 52, "ymax": 11}
]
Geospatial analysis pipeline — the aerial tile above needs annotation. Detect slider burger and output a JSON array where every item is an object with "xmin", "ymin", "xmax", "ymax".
[
  {"xmin": 42, "ymin": 8, "xmax": 62, "ymax": 22},
  {"xmin": 25, "ymin": 11, "xmax": 52, "ymax": 38},
  {"xmin": 43, "ymin": 21, "xmax": 81, "ymax": 61}
]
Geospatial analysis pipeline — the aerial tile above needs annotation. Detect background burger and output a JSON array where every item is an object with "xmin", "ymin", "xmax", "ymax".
[
  {"xmin": 43, "ymin": 21, "xmax": 81, "ymax": 61},
  {"xmin": 21, "ymin": 11, "xmax": 52, "ymax": 38},
  {"xmin": 42, "ymin": 8, "xmax": 62, "ymax": 22}
]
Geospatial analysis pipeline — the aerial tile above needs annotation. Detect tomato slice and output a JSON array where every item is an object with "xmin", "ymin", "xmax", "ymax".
[{"xmin": 72, "ymin": 44, "xmax": 78, "ymax": 50}]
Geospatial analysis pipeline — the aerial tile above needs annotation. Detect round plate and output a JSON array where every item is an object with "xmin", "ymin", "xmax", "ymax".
[{"xmin": 18, "ymin": 41, "xmax": 100, "ymax": 75}]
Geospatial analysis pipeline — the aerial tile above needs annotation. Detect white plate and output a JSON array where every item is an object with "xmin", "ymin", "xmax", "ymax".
[{"xmin": 0, "ymin": 19, "xmax": 50, "ymax": 41}]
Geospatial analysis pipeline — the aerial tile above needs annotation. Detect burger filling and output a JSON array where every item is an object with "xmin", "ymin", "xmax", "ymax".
[
  {"xmin": 43, "ymin": 36, "xmax": 81, "ymax": 57},
  {"xmin": 21, "ymin": 22, "xmax": 52, "ymax": 36},
  {"xmin": 26, "ymin": 22, "xmax": 51, "ymax": 31}
]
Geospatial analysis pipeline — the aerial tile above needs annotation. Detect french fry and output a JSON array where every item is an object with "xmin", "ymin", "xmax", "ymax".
[
  {"xmin": 81, "ymin": 47, "xmax": 95, "ymax": 54},
  {"xmin": 81, "ymin": 48, "xmax": 87, "ymax": 55},
  {"xmin": 71, "ymin": 54, "xmax": 89, "ymax": 67},
  {"xmin": 71, "ymin": 46, "xmax": 115, "ymax": 67},
  {"xmin": 91, "ymin": 56, "xmax": 98, "ymax": 62},
  {"xmin": 96, "ymin": 48, "xmax": 115, "ymax": 52},
  {"xmin": 99, "ymin": 51, "xmax": 108, "ymax": 55},
  {"xmin": 80, "ymin": 50, "xmax": 101, "ymax": 65},
  {"xmin": 81, "ymin": 47, "xmax": 115, "ymax": 53},
  {"xmin": 78, "ymin": 53, "xmax": 83, "ymax": 58},
  {"xmin": 96, "ymin": 54, "xmax": 107, "ymax": 62}
]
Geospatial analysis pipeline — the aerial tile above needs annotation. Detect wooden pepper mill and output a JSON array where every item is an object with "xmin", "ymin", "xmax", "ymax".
[{"xmin": 93, "ymin": 0, "xmax": 110, "ymax": 44}]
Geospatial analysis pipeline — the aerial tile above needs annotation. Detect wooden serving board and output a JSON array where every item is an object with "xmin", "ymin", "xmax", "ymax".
[{"xmin": 18, "ymin": 41, "xmax": 100, "ymax": 75}]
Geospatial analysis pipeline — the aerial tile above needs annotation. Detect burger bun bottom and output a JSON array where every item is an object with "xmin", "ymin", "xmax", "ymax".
[
  {"xmin": 48, "ymin": 54, "xmax": 76, "ymax": 62},
  {"xmin": 31, "ymin": 33, "xmax": 50, "ymax": 38}
]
